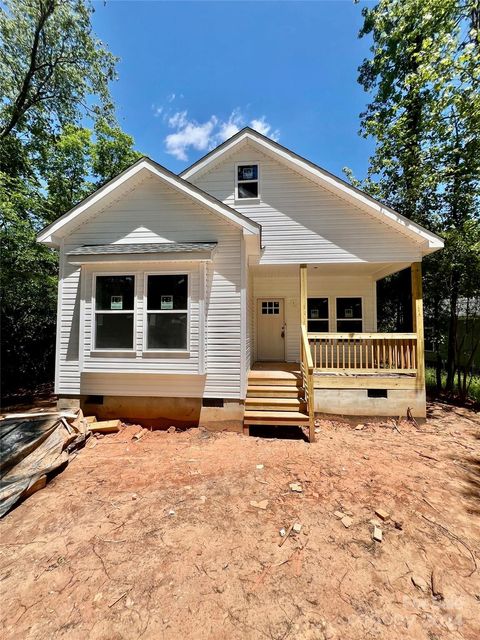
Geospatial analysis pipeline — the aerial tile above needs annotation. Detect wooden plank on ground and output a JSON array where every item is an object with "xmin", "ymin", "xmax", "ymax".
[{"xmin": 90, "ymin": 420, "xmax": 121, "ymax": 434}]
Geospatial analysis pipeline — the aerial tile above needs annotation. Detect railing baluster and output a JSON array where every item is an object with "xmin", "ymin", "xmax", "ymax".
[{"xmin": 306, "ymin": 333, "xmax": 418, "ymax": 375}]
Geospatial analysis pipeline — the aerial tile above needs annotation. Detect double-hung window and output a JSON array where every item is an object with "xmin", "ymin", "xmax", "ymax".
[
  {"xmin": 336, "ymin": 297, "xmax": 363, "ymax": 332},
  {"xmin": 307, "ymin": 298, "xmax": 329, "ymax": 332},
  {"xmin": 236, "ymin": 164, "xmax": 259, "ymax": 199},
  {"xmin": 146, "ymin": 274, "xmax": 189, "ymax": 350},
  {"xmin": 94, "ymin": 275, "xmax": 135, "ymax": 349}
]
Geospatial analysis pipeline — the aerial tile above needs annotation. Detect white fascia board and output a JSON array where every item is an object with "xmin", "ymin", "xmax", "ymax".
[
  {"xmin": 143, "ymin": 161, "xmax": 260, "ymax": 235},
  {"xmin": 182, "ymin": 130, "xmax": 444, "ymax": 252},
  {"xmin": 37, "ymin": 159, "xmax": 260, "ymax": 246},
  {"xmin": 37, "ymin": 162, "xmax": 145, "ymax": 245}
]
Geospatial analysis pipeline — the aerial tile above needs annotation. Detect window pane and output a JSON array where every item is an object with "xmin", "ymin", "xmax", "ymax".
[
  {"xmin": 336, "ymin": 298, "xmax": 362, "ymax": 320},
  {"xmin": 96, "ymin": 276, "xmax": 134, "ymax": 311},
  {"xmin": 238, "ymin": 165, "xmax": 258, "ymax": 181},
  {"xmin": 147, "ymin": 313, "xmax": 188, "ymax": 349},
  {"xmin": 147, "ymin": 275, "xmax": 188, "ymax": 310},
  {"xmin": 238, "ymin": 182, "xmax": 258, "ymax": 199},
  {"xmin": 308, "ymin": 320, "xmax": 329, "ymax": 333},
  {"xmin": 337, "ymin": 320, "xmax": 363, "ymax": 332},
  {"xmin": 308, "ymin": 298, "xmax": 329, "ymax": 320},
  {"xmin": 95, "ymin": 313, "xmax": 134, "ymax": 349}
]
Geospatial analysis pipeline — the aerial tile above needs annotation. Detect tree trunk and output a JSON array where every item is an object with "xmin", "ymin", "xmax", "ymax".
[{"xmin": 446, "ymin": 269, "xmax": 460, "ymax": 391}]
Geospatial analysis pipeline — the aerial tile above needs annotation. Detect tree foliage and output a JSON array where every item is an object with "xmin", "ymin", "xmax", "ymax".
[
  {"xmin": 1, "ymin": 0, "xmax": 141, "ymax": 398},
  {"xmin": 0, "ymin": 0, "xmax": 116, "ymax": 143},
  {"xmin": 349, "ymin": 0, "xmax": 480, "ymax": 399}
]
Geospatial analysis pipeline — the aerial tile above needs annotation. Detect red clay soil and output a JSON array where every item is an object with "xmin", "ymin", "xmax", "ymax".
[{"xmin": 0, "ymin": 401, "xmax": 479, "ymax": 640}]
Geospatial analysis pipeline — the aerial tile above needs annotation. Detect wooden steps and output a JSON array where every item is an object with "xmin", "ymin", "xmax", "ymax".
[
  {"xmin": 247, "ymin": 385, "xmax": 300, "ymax": 398},
  {"xmin": 246, "ymin": 397, "xmax": 305, "ymax": 411},
  {"xmin": 244, "ymin": 367, "xmax": 309, "ymax": 427},
  {"xmin": 244, "ymin": 410, "xmax": 310, "ymax": 426},
  {"xmin": 247, "ymin": 369, "xmax": 302, "ymax": 386}
]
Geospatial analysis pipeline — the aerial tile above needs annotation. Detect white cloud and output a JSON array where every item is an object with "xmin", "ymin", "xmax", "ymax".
[
  {"xmin": 165, "ymin": 115, "xmax": 218, "ymax": 161},
  {"xmin": 250, "ymin": 117, "xmax": 280, "ymax": 141},
  {"xmin": 164, "ymin": 108, "xmax": 279, "ymax": 161},
  {"xmin": 168, "ymin": 110, "xmax": 188, "ymax": 128},
  {"xmin": 217, "ymin": 108, "xmax": 243, "ymax": 142}
]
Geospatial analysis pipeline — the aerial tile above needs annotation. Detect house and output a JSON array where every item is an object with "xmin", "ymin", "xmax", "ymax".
[{"xmin": 37, "ymin": 128, "xmax": 444, "ymax": 441}]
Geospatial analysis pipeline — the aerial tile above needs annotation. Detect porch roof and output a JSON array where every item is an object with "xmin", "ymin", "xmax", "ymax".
[{"xmin": 66, "ymin": 242, "xmax": 217, "ymax": 264}]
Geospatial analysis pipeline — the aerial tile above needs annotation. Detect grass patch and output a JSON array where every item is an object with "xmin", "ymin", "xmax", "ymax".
[{"xmin": 426, "ymin": 367, "xmax": 480, "ymax": 403}]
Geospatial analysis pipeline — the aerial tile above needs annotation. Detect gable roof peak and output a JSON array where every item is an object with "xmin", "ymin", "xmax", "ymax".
[
  {"xmin": 37, "ymin": 156, "xmax": 260, "ymax": 246},
  {"xmin": 180, "ymin": 127, "xmax": 443, "ymax": 252}
]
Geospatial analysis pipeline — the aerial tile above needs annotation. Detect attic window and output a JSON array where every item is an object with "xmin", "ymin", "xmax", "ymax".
[{"xmin": 236, "ymin": 164, "xmax": 259, "ymax": 199}]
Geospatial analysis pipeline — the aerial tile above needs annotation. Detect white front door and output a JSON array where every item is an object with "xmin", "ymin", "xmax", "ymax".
[{"xmin": 257, "ymin": 299, "xmax": 285, "ymax": 361}]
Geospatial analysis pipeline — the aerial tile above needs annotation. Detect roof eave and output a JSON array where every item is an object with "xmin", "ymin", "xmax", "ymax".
[
  {"xmin": 181, "ymin": 127, "xmax": 444, "ymax": 250},
  {"xmin": 37, "ymin": 157, "xmax": 261, "ymax": 246}
]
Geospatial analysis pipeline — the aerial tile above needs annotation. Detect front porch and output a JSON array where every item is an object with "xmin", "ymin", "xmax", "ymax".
[{"xmin": 246, "ymin": 262, "xmax": 426, "ymax": 442}]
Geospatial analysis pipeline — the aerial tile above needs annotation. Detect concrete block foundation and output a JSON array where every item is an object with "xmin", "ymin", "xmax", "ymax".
[
  {"xmin": 314, "ymin": 387, "xmax": 426, "ymax": 420},
  {"xmin": 57, "ymin": 395, "xmax": 245, "ymax": 431}
]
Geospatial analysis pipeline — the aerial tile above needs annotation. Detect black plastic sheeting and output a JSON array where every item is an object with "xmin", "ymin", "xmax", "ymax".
[{"xmin": 0, "ymin": 415, "xmax": 88, "ymax": 517}]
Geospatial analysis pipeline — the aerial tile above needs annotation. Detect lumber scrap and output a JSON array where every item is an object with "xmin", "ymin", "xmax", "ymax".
[{"xmin": 90, "ymin": 420, "xmax": 121, "ymax": 434}]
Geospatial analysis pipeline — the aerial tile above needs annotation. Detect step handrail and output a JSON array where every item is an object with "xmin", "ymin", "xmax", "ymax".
[{"xmin": 301, "ymin": 324, "xmax": 315, "ymax": 442}]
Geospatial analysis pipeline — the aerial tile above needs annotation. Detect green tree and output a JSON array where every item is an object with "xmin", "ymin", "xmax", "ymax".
[
  {"xmin": 0, "ymin": 0, "xmax": 140, "ymax": 399},
  {"xmin": 0, "ymin": 0, "xmax": 115, "ymax": 145},
  {"xmin": 349, "ymin": 0, "xmax": 480, "ymax": 398}
]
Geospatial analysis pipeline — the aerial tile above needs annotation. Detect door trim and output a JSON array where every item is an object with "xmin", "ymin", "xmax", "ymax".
[{"xmin": 255, "ymin": 297, "xmax": 286, "ymax": 362}]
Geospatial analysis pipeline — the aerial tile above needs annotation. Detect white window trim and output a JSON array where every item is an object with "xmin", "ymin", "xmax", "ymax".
[
  {"xmin": 307, "ymin": 296, "xmax": 330, "ymax": 332},
  {"xmin": 235, "ymin": 161, "xmax": 260, "ymax": 202},
  {"xmin": 143, "ymin": 271, "xmax": 191, "ymax": 354},
  {"xmin": 335, "ymin": 296, "xmax": 364, "ymax": 332},
  {"xmin": 92, "ymin": 273, "xmax": 137, "ymax": 353}
]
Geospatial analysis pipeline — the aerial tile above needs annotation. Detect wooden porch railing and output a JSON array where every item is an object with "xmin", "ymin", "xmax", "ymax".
[
  {"xmin": 308, "ymin": 333, "xmax": 418, "ymax": 374},
  {"xmin": 301, "ymin": 325, "xmax": 315, "ymax": 442}
]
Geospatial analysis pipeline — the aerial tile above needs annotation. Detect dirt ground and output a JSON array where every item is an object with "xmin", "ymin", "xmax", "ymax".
[{"xmin": 0, "ymin": 402, "xmax": 479, "ymax": 640}]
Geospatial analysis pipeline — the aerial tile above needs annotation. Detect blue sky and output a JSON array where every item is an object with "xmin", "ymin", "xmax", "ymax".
[{"xmin": 91, "ymin": 1, "xmax": 376, "ymax": 180}]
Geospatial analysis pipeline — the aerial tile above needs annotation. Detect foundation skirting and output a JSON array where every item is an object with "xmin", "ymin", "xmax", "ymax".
[{"xmin": 58, "ymin": 396, "xmax": 244, "ymax": 431}]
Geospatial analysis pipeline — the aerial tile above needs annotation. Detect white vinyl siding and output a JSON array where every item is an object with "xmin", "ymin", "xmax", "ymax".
[
  {"xmin": 56, "ymin": 175, "xmax": 243, "ymax": 398},
  {"xmin": 191, "ymin": 144, "xmax": 423, "ymax": 265},
  {"xmin": 252, "ymin": 270, "xmax": 376, "ymax": 362}
]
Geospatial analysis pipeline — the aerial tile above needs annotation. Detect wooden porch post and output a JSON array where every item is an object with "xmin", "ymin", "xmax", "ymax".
[
  {"xmin": 299, "ymin": 264, "xmax": 315, "ymax": 442},
  {"xmin": 411, "ymin": 262, "xmax": 425, "ymax": 388},
  {"xmin": 300, "ymin": 264, "xmax": 308, "ymax": 328}
]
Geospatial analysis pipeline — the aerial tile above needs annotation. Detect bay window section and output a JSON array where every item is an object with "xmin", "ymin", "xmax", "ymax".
[
  {"xmin": 95, "ymin": 275, "xmax": 135, "ymax": 349},
  {"xmin": 146, "ymin": 274, "xmax": 189, "ymax": 350}
]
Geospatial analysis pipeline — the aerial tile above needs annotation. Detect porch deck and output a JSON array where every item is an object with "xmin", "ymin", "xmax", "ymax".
[{"xmin": 252, "ymin": 361, "xmax": 415, "ymax": 377}]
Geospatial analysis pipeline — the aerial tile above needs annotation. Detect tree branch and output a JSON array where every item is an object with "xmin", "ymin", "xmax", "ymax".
[{"xmin": 0, "ymin": 0, "xmax": 56, "ymax": 139}]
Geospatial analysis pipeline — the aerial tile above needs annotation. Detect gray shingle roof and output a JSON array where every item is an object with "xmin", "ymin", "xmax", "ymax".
[{"xmin": 66, "ymin": 242, "xmax": 217, "ymax": 256}]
